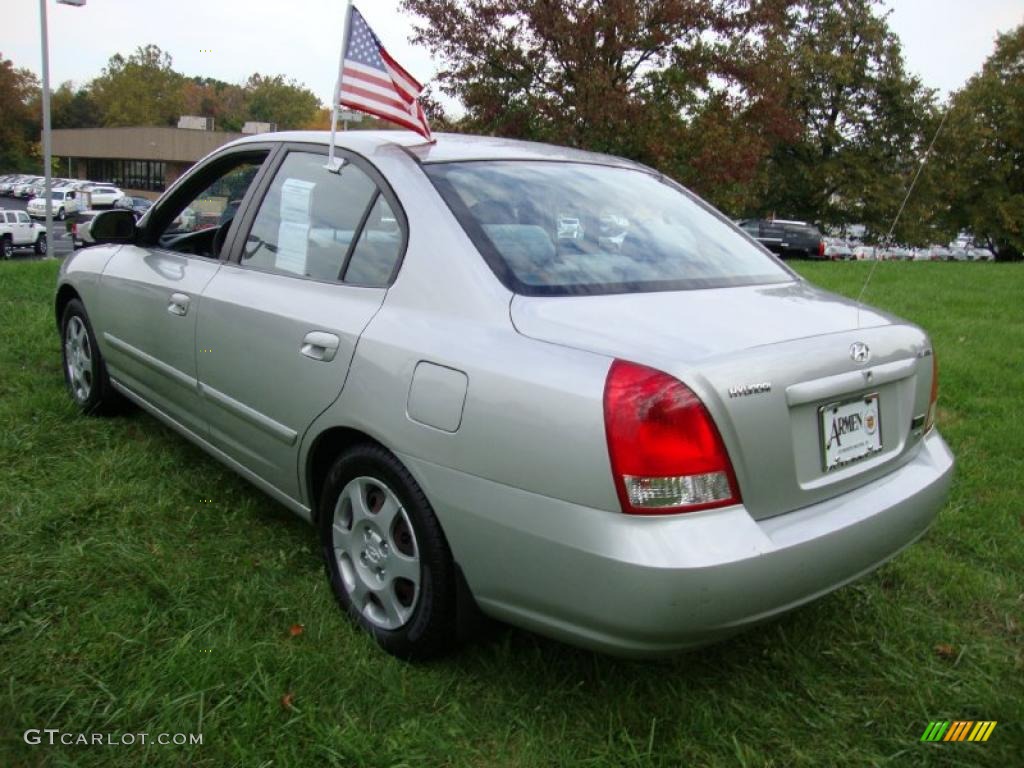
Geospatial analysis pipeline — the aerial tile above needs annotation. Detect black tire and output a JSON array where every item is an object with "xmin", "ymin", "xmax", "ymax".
[
  {"xmin": 34, "ymin": 234, "xmax": 47, "ymax": 256},
  {"xmin": 60, "ymin": 298, "xmax": 122, "ymax": 415},
  {"xmin": 56, "ymin": 207, "xmax": 66, "ymax": 221},
  {"xmin": 319, "ymin": 443, "xmax": 458, "ymax": 660},
  {"xmin": 1, "ymin": 235, "xmax": 11, "ymax": 260}
]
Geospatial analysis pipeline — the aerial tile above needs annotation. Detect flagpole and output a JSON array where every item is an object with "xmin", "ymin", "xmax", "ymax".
[{"xmin": 326, "ymin": 0, "xmax": 355, "ymax": 172}]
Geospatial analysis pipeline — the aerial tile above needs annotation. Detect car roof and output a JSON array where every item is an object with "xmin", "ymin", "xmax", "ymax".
[{"xmin": 227, "ymin": 130, "xmax": 647, "ymax": 170}]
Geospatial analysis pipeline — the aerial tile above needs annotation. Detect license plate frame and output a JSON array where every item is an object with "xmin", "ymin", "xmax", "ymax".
[{"xmin": 819, "ymin": 392, "xmax": 883, "ymax": 471}]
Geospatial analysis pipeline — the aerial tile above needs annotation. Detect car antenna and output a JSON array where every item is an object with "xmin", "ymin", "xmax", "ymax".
[{"xmin": 855, "ymin": 108, "xmax": 949, "ymax": 328}]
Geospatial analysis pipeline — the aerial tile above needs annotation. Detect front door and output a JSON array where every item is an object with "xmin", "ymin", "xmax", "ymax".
[
  {"xmin": 195, "ymin": 147, "xmax": 407, "ymax": 499},
  {"xmin": 95, "ymin": 150, "xmax": 272, "ymax": 435}
]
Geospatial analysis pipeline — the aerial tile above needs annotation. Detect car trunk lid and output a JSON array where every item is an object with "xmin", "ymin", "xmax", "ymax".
[{"xmin": 511, "ymin": 281, "xmax": 935, "ymax": 520}]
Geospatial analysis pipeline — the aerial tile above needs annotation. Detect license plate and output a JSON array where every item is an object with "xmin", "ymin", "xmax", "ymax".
[{"xmin": 819, "ymin": 393, "xmax": 883, "ymax": 471}]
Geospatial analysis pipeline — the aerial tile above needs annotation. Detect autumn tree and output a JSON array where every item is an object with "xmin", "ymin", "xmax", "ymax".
[
  {"xmin": 91, "ymin": 45, "xmax": 184, "ymax": 126},
  {"xmin": 245, "ymin": 74, "xmax": 320, "ymax": 130},
  {"xmin": 400, "ymin": 0, "xmax": 791, "ymax": 195},
  {"xmin": 0, "ymin": 54, "xmax": 40, "ymax": 171},
  {"xmin": 181, "ymin": 77, "xmax": 248, "ymax": 132},
  {"xmin": 937, "ymin": 24, "xmax": 1024, "ymax": 260}
]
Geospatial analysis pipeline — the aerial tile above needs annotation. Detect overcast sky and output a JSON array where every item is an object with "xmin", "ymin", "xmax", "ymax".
[{"xmin": 5, "ymin": 0, "xmax": 1022, "ymax": 115}]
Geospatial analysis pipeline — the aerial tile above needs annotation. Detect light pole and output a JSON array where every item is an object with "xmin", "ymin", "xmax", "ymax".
[{"xmin": 40, "ymin": 0, "xmax": 86, "ymax": 257}]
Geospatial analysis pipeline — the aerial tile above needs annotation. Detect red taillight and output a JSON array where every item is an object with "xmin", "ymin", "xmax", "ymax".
[
  {"xmin": 603, "ymin": 360, "xmax": 740, "ymax": 515},
  {"xmin": 818, "ymin": 240, "xmax": 825, "ymax": 258},
  {"xmin": 924, "ymin": 351, "xmax": 939, "ymax": 432}
]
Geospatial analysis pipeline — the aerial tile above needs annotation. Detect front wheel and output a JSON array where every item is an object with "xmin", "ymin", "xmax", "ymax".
[
  {"xmin": 319, "ymin": 443, "xmax": 458, "ymax": 659},
  {"xmin": 61, "ymin": 299, "xmax": 122, "ymax": 414},
  {"xmin": 56, "ymin": 207, "xmax": 66, "ymax": 221},
  {"xmin": 34, "ymin": 234, "xmax": 47, "ymax": 256}
]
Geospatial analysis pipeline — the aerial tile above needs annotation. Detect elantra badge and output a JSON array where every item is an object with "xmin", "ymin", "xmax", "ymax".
[
  {"xmin": 850, "ymin": 342, "xmax": 870, "ymax": 364},
  {"xmin": 728, "ymin": 382, "xmax": 772, "ymax": 398}
]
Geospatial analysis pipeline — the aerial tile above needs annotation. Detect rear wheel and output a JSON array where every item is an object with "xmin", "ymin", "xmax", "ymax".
[
  {"xmin": 56, "ymin": 207, "xmax": 66, "ymax": 221},
  {"xmin": 34, "ymin": 234, "xmax": 47, "ymax": 256},
  {"xmin": 319, "ymin": 443, "xmax": 458, "ymax": 659},
  {"xmin": 1, "ymin": 235, "xmax": 11, "ymax": 259},
  {"xmin": 61, "ymin": 299, "xmax": 122, "ymax": 414}
]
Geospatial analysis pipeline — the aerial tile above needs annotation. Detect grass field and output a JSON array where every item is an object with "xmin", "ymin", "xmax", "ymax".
[{"xmin": 1, "ymin": 259, "xmax": 1021, "ymax": 767}]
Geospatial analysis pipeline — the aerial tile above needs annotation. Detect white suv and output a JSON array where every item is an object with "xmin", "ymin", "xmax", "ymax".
[
  {"xmin": 27, "ymin": 188, "xmax": 81, "ymax": 220},
  {"xmin": 83, "ymin": 185, "xmax": 124, "ymax": 208},
  {"xmin": 0, "ymin": 209, "xmax": 48, "ymax": 257}
]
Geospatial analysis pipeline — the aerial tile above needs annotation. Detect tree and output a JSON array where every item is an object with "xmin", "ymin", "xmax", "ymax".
[
  {"xmin": 938, "ymin": 24, "xmax": 1024, "ymax": 260},
  {"xmin": 753, "ymin": 0, "xmax": 939, "ymax": 240},
  {"xmin": 50, "ymin": 82, "xmax": 101, "ymax": 129},
  {"xmin": 0, "ymin": 53, "xmax": 40, "ymax": 171},
  {"xmin": 244, "ymin": 74, "xmax": 320, "ymax": 130},
  {"xmin": 399, "ymin": 0, "xmax": 786, "ymax": 185},
  {"xmin": 91, "ymin": 44, "xmax": 184, "ymax": 126},
  {"xmin": 181, "ymin": 77, "xmax": 248, "ymax": 132}
]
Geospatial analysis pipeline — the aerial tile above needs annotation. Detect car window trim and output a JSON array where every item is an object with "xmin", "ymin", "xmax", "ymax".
[
  {"xmin": 228, "ymin": 142, "xmax": 409, "ymax": 289},
  {"xmin": 339, "ymin": 190, "xmax": 381, "ymax": 282}
]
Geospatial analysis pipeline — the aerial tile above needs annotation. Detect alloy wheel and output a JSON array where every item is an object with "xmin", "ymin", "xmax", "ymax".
[{"xmin": 64, "ymin": 315, "xmax": 93, "ymax": 403}]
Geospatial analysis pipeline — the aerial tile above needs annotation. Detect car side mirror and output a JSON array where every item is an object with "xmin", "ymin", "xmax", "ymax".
[{"xmin": 89, "ymin": 209, "xmax": 138, "ymax": 244}]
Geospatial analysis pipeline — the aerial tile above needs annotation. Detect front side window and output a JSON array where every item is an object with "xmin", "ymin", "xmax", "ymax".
[
  {"xmin": 426, "ymin": 162, "xmax": 792, "ymax": 295},
  {"xmin": 17, "ymin": 213, "xmax": 30, "ymax": 224},
  {"xmin": 150, "ymin": 153, "xmax": 267, "ymax": 258},
  {"xmin": 242, "ymin": 152, "xmax": 397, "ymax": 285}
]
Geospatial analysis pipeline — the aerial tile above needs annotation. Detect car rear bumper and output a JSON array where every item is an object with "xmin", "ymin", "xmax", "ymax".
[{"xmin": 401, "ymin": 430, "xmax": 954, "ymax": 657}]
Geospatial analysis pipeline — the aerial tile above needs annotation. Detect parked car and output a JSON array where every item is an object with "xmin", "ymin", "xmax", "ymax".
[
  {"xmin": 0, "ymin": 208, "xmax": 47, "ymax": 257},
  {"xmin": 13, "ymin": 178, "xmax": 42, "ymax": 198},
  {"xmin": 852, "ymin": 245, "xmax": 878, "ymax": 260},
  {"xmin": 823, "ymin": 237, "xmax": 852, "ymax": 260},
  {"xmin": 82, "ymin": 185, "xmax": 124, "ymax": 208},
  {"xmin": 0, "ymin": 174, "xmax": 24, "ymax": 194},
  {"xmin": 739, "ymin": 218, "xmax": 825, "ymax": 259},
  {"xmin": 948, "ymin": 246, "xmax": 971, "ymax": 262},
  {"xmin": 56, "ymin": 131, "xmax": 953, "ymax": 659},
  {"xmin": 70, "ymin": 210, "xmax": 101, "ymax": 249},
  {"xmin": 926, "ymin": 245, "xmax": 954, "ymax": 261},
  {"xmin": 114, "ymin": 196, "xmax": 154, "ymax": 217},
  {"xmin": 882, "ymin": 244, "xmax": 913, "ymax": 261},
  {"xmin": 27, "ymin": 188, "xmax": 81, "ymax": 220},
  {"xmin": 967, "ymin": 247, "xmax": 995, "ymax": 261}
]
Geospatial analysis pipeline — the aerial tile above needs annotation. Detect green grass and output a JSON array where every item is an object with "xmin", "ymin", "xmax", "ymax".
[{"xmin": 1, "ymin": 260, "xmax": 1021, "ymax": 767}]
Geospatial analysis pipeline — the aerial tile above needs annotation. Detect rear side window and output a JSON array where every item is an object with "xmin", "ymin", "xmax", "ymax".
[
  {"xmin": 342, "ymin": 195, "xmax": 402, "ymax": 286},
  {"xmin": 242, "ymin": 151, "xmax": 400, "ymax": 286},
  {"xmin": 426, "ymin": 161, "xmax": 791, "ymax": 296}
]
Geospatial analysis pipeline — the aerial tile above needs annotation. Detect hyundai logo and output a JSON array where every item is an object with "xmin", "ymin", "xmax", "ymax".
[{"xmin": 850, "ymin": 342, "xmax": 870, "ymax": 364}]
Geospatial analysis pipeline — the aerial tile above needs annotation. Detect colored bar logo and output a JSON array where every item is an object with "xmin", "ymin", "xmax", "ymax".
[{"xmin": 920, "ymin": 721, "xmax": 997, "ymax": 742}]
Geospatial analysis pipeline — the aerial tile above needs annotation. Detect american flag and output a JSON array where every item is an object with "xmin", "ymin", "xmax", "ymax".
[{"xmin": 337, "ymin": 6, "xmax": 432, "ymax": 140}]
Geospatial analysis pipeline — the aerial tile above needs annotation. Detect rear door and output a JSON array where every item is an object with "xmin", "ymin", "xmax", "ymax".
[
  {"xmin": 15, "ymin": 212, "xmax": 33, "ymax": 245},
  {"xmin": 195, "ymin": 145, "xmax": 406, "ymax": 499}
]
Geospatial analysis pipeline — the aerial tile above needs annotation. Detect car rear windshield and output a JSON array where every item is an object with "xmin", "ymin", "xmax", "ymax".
[{"xmin": 425, "ymin": 161, "xmax": 792, "ymax": 295}]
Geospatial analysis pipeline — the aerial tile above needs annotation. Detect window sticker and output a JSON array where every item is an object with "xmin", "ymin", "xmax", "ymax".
[{"xmin": 276, "ymin": 178, "xmax": 315, "ymax": 275}]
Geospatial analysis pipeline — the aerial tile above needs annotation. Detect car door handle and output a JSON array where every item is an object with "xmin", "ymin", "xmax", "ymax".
[
  {"xmin": 300, "ymin": 331, "xmax": 341, "ymax": 362},
  {"xmin": 167, "ymin": 293, "xmax": 190, "ymax": 317}
]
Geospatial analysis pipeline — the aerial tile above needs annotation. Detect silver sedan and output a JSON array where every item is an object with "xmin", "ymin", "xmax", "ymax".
[{"xmin": 55, "ymin": 131, "xmax": 954, "ymax": 658}]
